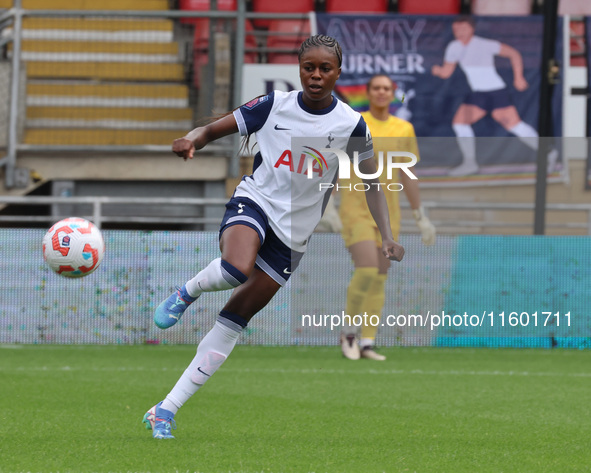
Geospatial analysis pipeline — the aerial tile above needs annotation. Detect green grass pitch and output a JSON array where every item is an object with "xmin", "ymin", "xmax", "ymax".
[{"xmin": 1, "ymin": 344, "xmax": 590, "ymax": 473}]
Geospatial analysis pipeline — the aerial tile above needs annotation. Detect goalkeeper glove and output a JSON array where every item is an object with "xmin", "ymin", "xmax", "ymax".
[{"xmin": 412, "ymin": 206, "xmax": 436, "ymax": 246}]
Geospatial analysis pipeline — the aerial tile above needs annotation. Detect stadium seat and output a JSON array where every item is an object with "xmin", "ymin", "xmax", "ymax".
[
  {"xmin": 266, "ymin": 19, "xmax": 310, "ymax": 64},
  {"xmin": 325, "ymin": 0, "xmax": 388, "ymax": 13},
  {"xmin": 180, "ymin": 0, "xmax": 236, "ymax": 8},
  {"xmin": 179, "ymin": 0, "xmax": 236, "ymax": 25},
  {"xmin": 471, "ymin": 0, "xmax": 532, "ymax": 15},
  {"xmin": 20, "ymin": 0, "xmax": 168, "ymax": 9},
  {"xmin": 193, "ymin": 18, "xmax": 258, "ymax": 86},
  {"xmin": 193, "ymin": 18, "xmax": 257, "ymax": 51},
  {"xmin": 251, "ymin": 0, "xmax": 314, "ymax": 29},
  {"xmin": 398, "ymin": 0, "xmax": 460, "ymax": 14},
  {"xmin": 244, "ymin": 19, "xmax": 259, "ymax": 64},
  {"xmin": 192, "ymin": 18, "xmax": 213, "ymax": 51},
  {"xmin": 569, "ymin": 19, "xmax": 587, "ymax": 67}
]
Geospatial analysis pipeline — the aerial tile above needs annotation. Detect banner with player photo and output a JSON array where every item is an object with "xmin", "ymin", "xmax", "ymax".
[
  {"xmin": 315, "ymin": 14, "xmax": 564, "ymax": 187},
  {"xmin": 586, "ymin": 16, "xmax": 591, "ymax": 190}
]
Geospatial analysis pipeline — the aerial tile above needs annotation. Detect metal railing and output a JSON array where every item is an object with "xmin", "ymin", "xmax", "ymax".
[
  {"xmin": 1, "ymin": 195, "xmax": 590, "ymax": 235},
  {"xmin": 0, "ymin": 2, "xmax": 314, "ymax": 187}
]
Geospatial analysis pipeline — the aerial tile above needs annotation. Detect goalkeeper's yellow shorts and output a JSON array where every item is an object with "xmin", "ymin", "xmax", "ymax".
[{"xmin": 340, "ymin": 214, "xmax": 400, "ymax": 249}]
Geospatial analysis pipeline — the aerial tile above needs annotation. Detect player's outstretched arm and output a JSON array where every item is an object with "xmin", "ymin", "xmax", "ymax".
[
  {"xmin": 431, "ymin": 62, "xmax": 457, "ymax": 80},
  {"xmin": 172, "ymin": 114, "xmax": 239, "ymax": 160},
  {"xmin": 498, "ymin": 44, "xmax": 528, "ymax": 91},
  {"xmin": 358, "ymin": 158, "xmax": 405, "ymax": 262}
]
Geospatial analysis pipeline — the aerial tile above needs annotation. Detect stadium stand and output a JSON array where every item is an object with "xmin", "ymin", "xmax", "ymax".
[
  {"xmin": 192, "ymin": 17, "xmax": 257, "ymax": 88},
  {"xmin": 266, "ymin": 19, "xmax": 311, "ymax": 64},
  {"xmin": 559, "ymin": 0, "xmax": 591, "ymax": 67},
  {"xmin": 251, "ymin": 0, "xmax": 314, "ymax": 29},
  {"xmin": 2, "ymin": 0, "xmax": 168, "ymax": 8},
  {"xmin": 6, "ymin": 0, "xmax": 191, "ymax": 146},
  {"xmin": 397, "ymin": 0, "xmax": 461, "ymax": 14},
  {"xmin": 179, "ymin": 0, "xmax": 237, "ymax": 24},
  {"xmin": 569, "ymin": 19, "xmax": 587, "ymax": 66},
  {"xmin": 324, "ymin": 0, "xmax": 389, "ymax": 13},
  {"xmin": 180, "ymin": 0, "xmax": 257, "ymax": 89}
]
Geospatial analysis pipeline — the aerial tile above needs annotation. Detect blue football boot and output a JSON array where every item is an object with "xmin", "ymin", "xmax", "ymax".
[
  {"xmin": 154, "ymin": 285, "xmax": 198, "ymax": 329},
  {"xmin": 142, "ymin": 402, "xmax": 177, "ymax": 439}
]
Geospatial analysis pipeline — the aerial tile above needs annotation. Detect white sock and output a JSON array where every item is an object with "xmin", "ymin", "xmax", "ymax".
[
  {"xmin": 160, "ymin": 315, "xmax": 245, "ymax": 414},
  {"xmin": 452, "ymin": 123, "xmax": 476, "ymax": 166},
  {"xmin": 185, "ymin": 257, "xmax": 247, "ymax": 298},
  {"xmin": 509, "ymin": 121, "xmax": 538, "ymax": 150}
]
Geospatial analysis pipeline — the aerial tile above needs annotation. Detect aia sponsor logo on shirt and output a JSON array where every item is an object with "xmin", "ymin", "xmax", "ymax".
[{"xmin": 274, "ymin": 146, "xmax": 328, "ymax": 177}]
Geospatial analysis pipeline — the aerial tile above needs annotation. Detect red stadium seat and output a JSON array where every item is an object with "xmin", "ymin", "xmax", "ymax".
[
  {"xmin": 192, "ymin": 18, "xmax": 211, "ymax": 51},
  {"xmin": 268, "ymin": 54, "xmax": 300, "ymax": 64},
  {"xmin": 193, "ymin": 18, "xmax": 257, "ymax": 53},
  {"xmin": 266, "ymin": 19, "xmax": 310, "ymax": 63},
  {"xmin": 193, "ymin": 18, "xmax": 258, "ymax": 87},
  {"xmin": 569, "ymin": 19, "xmax": 587, "ymax": 67},
  {"xmin": 398, "ymin": 0, "xmax": 460, "ymax": 14},
  {"xmin": 180, "ymin": 0, "xmax": 236, "ymax": 25},
  {"xmin": 251, "ymin": 0, "xmax": 314, "ymax": 29},
  {"xmin": 325, "ymin": 0, "xmax": 388, "ymax": 13}
]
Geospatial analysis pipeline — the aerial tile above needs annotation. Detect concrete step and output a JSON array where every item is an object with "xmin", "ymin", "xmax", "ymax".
[
  {"xmin": 21, "ymin": 17, "xmax": 173, "ymax": 31},
  {"xmin": 26, "ymin": 106, "xmax": 193, "ymax": 130},
  {"xmin": 26, "ymin": 81, "xmax": 189, "ymax": 97},
  {"xmin": 11, "ymin": 39, "xmax": 180, "ymax": 63},
  {"xmin": 26, "ymin": 61, "xmax": 185, "ymax": 81},
  {"xmin": 12, "ymin": 0, "xmax": 169, "ymax": 10},
  {"xmin": 15, "ymin": 18, "xmax": 174, "ymax": 42},
  {"xmin": 27, "ymin": 81, "xmax": 189, "ymax": 102},
  {"xmin": 18, "ymin": 40, "xmax": 179, "ymax": 55},
  {"xmin": 27, "ymin": 106, "xmax": 192, "ymax": 120},
  {"xmin": 24, "ymin": 128, "xmax": 187, "ymax": 145}
]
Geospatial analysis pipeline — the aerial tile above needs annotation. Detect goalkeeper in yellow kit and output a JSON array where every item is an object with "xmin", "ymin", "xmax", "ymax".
[{"xmin": 339, "ymin": 75, "xmax": 436, "ymax": 360}]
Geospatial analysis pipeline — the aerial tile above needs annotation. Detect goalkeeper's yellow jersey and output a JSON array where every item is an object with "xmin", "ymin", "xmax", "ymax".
[{"xmin": 339, "ymin": 112, "xmax": 419, "ymax": 245}]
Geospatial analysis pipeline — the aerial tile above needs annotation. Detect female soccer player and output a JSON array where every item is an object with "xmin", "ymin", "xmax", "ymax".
[
  {"xmin": 339, "ymin": 74, "xmax": 436, "ymax": 361},
  {"xmin": 142, "ymin": 36, "xmax": 404, "ymax": 439}
]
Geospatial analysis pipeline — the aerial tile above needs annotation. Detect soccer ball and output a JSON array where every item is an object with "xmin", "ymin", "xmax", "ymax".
[{"xmin": 42, "ymin": 217, "xmax": 105, "ymax": 278}]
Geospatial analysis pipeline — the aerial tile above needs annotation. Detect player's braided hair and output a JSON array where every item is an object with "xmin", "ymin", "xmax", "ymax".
[{"xmin": 298, "ymin": 34, "xmax": 342, "ymax": 67}]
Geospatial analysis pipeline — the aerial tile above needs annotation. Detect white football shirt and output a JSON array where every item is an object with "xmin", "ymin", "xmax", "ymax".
[
  {"xmin": 444, "ymin": 36, "xmax": 506, "ymax": 92},
  {"xmin": 233, "ymin": 90, "xmax": 373, "ymax": 252}
]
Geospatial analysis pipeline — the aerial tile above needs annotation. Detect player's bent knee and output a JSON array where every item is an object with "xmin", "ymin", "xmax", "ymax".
[{"xmin": 220, "ymin": 258, "xmax": 249, "ymax": 287}]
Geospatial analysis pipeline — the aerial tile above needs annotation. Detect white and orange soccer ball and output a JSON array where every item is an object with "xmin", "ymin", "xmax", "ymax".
[{"xmin": 42, "ymin": 217, "xmax": 105, "ymax": 278}]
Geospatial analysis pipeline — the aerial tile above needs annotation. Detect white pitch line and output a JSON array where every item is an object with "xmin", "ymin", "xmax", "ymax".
[{"xmin": 1, "ymin": 365, "xmax": 590, "ymax": 378}]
